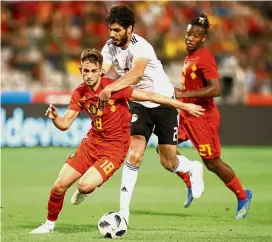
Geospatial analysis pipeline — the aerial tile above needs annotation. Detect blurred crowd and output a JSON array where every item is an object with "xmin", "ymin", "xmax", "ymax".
[{"xmin": 1, "ymin": 1, "xmax": 272, "ymax": 104}]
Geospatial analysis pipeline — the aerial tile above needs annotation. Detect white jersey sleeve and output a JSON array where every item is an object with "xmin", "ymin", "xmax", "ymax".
[{"xmin": 101, "ymin": 43, "xmax": 113, "ymax": 65}]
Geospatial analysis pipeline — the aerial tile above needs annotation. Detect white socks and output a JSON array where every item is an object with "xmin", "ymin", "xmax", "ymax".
[
  {"xmin": 174, "ymin": 155, "xmax": 194, "ymax": 173},
  {"xmin": 119, "ymin": 161, "xmax": 139, "ymax": 214},
  {"xmin": 45, "ymin": 219, "xmax": 55, "ymax": 229}
]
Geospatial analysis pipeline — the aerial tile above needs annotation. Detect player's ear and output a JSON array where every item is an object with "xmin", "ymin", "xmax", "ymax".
[
  {"xmin": 127, "ymin": 25, "xmax": 133, "ymax": 34},
  {"xmin": 79, "ymin": 67, "xmax": 82, "ymax": 74},
  {"xmin": 202, "ymin": 37, "xmax": 206, "ymax": 43}
]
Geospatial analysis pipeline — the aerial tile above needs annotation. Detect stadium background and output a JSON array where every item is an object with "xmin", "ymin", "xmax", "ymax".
[{"xmin": 1, "ymin": 1, "xmax": 272, "ymax": 242}]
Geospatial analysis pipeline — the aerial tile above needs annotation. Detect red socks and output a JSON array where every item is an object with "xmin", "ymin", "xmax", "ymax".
[
  {"xmin": 47, "ymin": 189, "xmax": 65, "ymax": 221},
  {"xmin": 176, "ymin": 172, "xmax": 191, "ymax": 188},
  {"xmin": 226, "ymin": 176, "xmax": 247, "ymax": 200}
]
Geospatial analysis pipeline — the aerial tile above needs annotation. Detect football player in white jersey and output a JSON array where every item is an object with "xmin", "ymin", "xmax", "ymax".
[{"xmin": 74, "ymin": 5, "xmax": 204, "ymax": 223}]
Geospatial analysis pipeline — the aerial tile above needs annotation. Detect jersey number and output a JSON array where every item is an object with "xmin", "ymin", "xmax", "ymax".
[
  {"xmin": 173, "ymin": 127, "xmax": 178, "ymax": 141},
  {"xmin": 198, "ymin": 144, "xmax": 212, "ymax": 157},
  {"xmin": 100, "ymin": 160, "xmax": 115, "ymax": 175}
]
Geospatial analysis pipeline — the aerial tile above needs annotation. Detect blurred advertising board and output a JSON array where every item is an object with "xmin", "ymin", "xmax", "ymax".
[{"xmin": 1, "ymin": 104, "xmax": 193, "ymax": 148}]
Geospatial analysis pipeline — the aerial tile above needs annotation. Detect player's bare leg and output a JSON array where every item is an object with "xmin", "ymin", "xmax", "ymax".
[
  {"xmin": 119, "ymin": 135, "xmax": 146, "ymax": 224},
  {"xmin": 158, "ymin": 144, "xmax": 204, "ymax": 202},
  {"xmin": 71, "ymin": 165, "xmax": 104, "ymax": 205},
  {"xmin": 156, "ymin": 144, "xmax": 194, "ymax": 207},
  {"xmin": 30, "ymin": 164, "xmax": 82, "ymax": 234},
  {"xmin": 202, "ymin": 157, "xmax": 252, "ymax": 219}
]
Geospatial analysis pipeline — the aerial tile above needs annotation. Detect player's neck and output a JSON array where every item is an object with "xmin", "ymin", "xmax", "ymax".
[{"xmin": 187, "ymin": 45, "xmax": 204, "ymax": 55}]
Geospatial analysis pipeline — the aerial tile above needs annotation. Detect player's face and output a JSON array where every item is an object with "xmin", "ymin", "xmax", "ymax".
[
  {"xmin": 108, "ymin": 23, "xmax": 129, "ymax": 47},
  {"xmin": 80, "ymin": 61, "xmax": 102, "ymax": 89},
  {"xmin": 185, "ymin": 25, "xmax": 206, "ymax": 52}
]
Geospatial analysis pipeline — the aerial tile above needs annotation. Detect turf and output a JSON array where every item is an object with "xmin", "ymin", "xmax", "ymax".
[{"xmin": 2, "ymin": 147, "xmax": 272, "ymax": 242}]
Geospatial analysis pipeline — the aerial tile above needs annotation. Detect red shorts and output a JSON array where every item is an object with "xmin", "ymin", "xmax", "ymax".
[
  {"xmin": 179, "ymin": 106, "xmax": 221, "ymax": 159},
  {"xmin": 178, "ymin": 116, "xmax": 189, "ymax": 142},
  {"xmin": 66, "ymin": 138, "xmax": 129, "ymax": 182}
]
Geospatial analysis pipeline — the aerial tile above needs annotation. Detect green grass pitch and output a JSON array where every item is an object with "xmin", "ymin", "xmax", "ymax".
[{"xmin": 2, "ymin": 147, "xmax": 272, "ymax": 242}]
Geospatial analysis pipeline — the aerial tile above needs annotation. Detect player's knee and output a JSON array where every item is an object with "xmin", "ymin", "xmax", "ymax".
[
  {"xmin": 52, "ymin": 180, "xmax": 69, "ymax": 195},
  {"xmin": 203, "ymin": 158, "xmax": 220, "ymax": 172},
  {"xmin": 127, "ymin": 151, "xmax": 143, "ymax": 167},
  {"xmin": 78, "ymin": 179, "xmax": 96, "ymax": 194}
]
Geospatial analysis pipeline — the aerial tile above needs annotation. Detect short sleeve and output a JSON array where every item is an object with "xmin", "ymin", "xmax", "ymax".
[
  {"xmin": 101, "ymin": 43, "xmax": 113, "ymax": 65},
  {"xmin": 129, "ymin": 38, "xmax": 154, "ymax": 61},
  {"xmin": 111, "ymin": 87, "xmax": 134, "ymax": 101},
  {"xmin": 199, "ymin": 51, "xmax": 220, "ymax": 80},
  {"xmin": 68, "ymin": 90, "xmax": 83, "ymax": 112}
]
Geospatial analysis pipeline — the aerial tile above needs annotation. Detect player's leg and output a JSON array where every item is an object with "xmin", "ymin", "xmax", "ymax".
[
  {"xmin": 202, "ymin": 156, "xmax": 252, "ymax": 219},
  {"xmin": 176, "ymin": 120, "xmax": 194, "ymax": 207},
  {"xmin": 157, "ymin": 142, "xmax": 193, "ymax": 207},
  {"xmin": 158, "ymin": 144, "xmax": 204, "ymax": 200},
  {"xmin": 119, "ymin": 102, "xmax": 154, "ymax": 223},
  {"xmin": 153, "ymin": 105, "xmax": 204, "ymax": 203},
  {"xmin": 184, "ymin": 110, "xmax": 252, "ymax": 219},
  {"xmin": 30, "ymin": 163, "xmax": 82, "ymax": 234}
]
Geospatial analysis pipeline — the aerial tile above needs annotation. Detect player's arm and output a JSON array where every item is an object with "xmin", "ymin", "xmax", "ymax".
[
  {"xmin": 98, "ymin": 58, "xmax": 148, "ymax": 109},
  {"xmin": 107, "ymin": 58, "xmax": 147, "ymax": 92},
  {"xmin": 45, "ymin": 104, "xmax": 79, "ymax": 131},
  {"xmin": 101, "ymin": 43, "xmax": 113, "ymax": 75},
  {"xmin": 175, "ymin": 78, "xmax": 220, "ymax": 99},
  {"xmin": 130, "ymin": 89, "xmax": 205, "ymax": 117},
  {"xmin": 102, "ymin": 63, "xmax": 113, "ymax": 75}
]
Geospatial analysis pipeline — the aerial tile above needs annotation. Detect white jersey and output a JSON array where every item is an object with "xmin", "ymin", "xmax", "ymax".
[{"xmin": 101, "ymin": 33, "xmax": 174, "ymax": 108}]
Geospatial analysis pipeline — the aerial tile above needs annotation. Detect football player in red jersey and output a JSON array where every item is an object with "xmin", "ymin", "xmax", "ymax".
[
  {"xmin": 175, "ymin": 14, "xmax": 252, "ymax": 219},
  {"xmin": 30, "ymin": 48, "xmax": 204, "ymax": 234}
]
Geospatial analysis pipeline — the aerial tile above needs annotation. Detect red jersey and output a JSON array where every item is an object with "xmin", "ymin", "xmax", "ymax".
[
  {"xmin": 180, "ymin": 47, "xmax": 219, "ymax": 118},
  {"xmin": 68, "ymin": 78, "xmax": 133, "ymax": 149}
]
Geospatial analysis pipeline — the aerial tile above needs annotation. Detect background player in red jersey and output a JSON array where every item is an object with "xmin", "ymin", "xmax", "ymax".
[
  {"xmin": 29, "ymin": 48, "xmax": 204, "ymax": 234},
  {"xmin": 175, "ymin": 14, "xmax": 252, "ymax": 219}
]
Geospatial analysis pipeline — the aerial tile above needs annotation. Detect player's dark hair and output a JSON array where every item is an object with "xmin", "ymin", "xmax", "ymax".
[
  {"xmin": 190, "ymin": 13, "xmax": 210, "ymax": 33},
  {"xmin": 80, "ymin": 48, "xmax": 103, "ymax": 67},
  {"xmin": 106, "ymin": 5, "xmax": 135, "ymax": 30}
]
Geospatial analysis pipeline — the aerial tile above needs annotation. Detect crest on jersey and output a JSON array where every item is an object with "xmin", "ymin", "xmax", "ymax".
[
  {"xmin": 131, "ymin": 114, "xmax": 138, "ymax": 123},
  {"xmin": 70, "ymin": 151, "xmax": 77, "ymax": 159},
  {"xmin": 90, "ymin": 104, "xmax": 97, "ymax": 115}
]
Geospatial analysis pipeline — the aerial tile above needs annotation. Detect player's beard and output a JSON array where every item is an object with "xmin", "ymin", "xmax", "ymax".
[
  {"xmin": 84, "ymin": 78, "xmax": 98, "ymax": 88},
  {"xmin": 113, "ymin": 31, "xmax": 129, "ymax": 47}
]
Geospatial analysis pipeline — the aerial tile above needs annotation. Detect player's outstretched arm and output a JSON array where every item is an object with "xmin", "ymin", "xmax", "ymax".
[
  {"xmin": 130, "ymin": 89, "xmax": 205, "ymax": 117},
  {"xmin": 45, "ymin": 104, "xmax": 79, "ymax": 131},
  {"xmin": 98, "ymin": 58, "xmax": 148, "ymax": 109}
]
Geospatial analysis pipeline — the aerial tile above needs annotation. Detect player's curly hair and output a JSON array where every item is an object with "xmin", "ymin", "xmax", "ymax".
[
  {"xmin": 191, "ymin": 13, "xmax": 210, "ymax": 33},
  {"xmin": 106, "ymin": 5, "xmax": 135, "ymax": 30},
  {"xmin": 80, "ymin": 48, "xmax": 103, "ymax": 67}
]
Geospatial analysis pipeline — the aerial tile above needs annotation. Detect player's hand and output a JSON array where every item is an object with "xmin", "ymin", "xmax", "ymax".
[
  {"xmin": 174, "ymin": 88, "xmax": 185, "ymax": 98},
  {"xmin": 45, "ymin": 104, "xmax": 58, "ymax": 119},
  {"xmin": 185, "ymin": 103, "xmax": 205, "ymax": 117},
  {"xmin": 98, "ymin": 87, "xmax": 112, "ymax": 110}
]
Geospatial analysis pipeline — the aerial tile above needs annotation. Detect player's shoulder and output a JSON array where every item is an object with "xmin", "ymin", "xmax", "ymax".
[
  {"xmin": 71, "ymin": 83, "xmax": 89, "ymax": 100},
  {"xmin": 200, "ymin": 47, "xmax": 214, "ymax": 58},
  {"xmin": 100, "ymin": 77, "xmax": 116, "ymax": 88},
  {"xmin": 129, "ymin": 34, "xmax": 153, "ymax": 49}
]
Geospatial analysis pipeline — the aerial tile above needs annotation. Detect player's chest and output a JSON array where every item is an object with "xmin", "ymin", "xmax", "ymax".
[
  {"xmin": 112, "ymin": 49, "xmax": 134, "ymax": 73},
  {"xmin": 81, "ymin": 99, "xmax": 118, "ymax": 118},
  {"xmin": 182, "ymin": 57, "xmax": 201, "ymax": 80}
]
